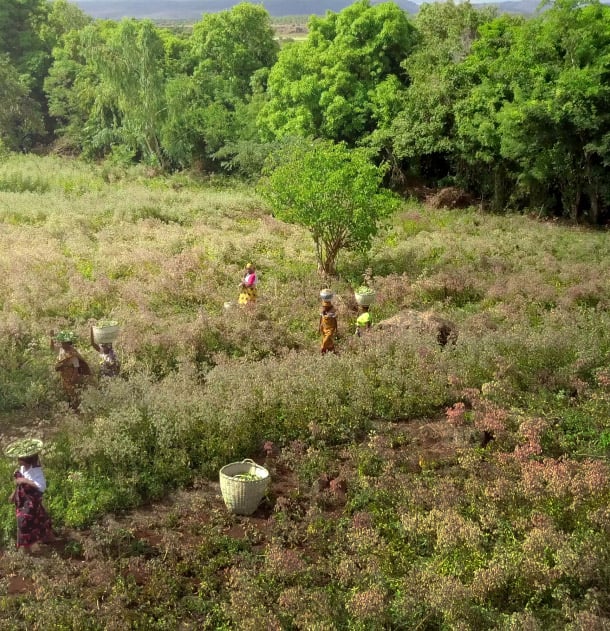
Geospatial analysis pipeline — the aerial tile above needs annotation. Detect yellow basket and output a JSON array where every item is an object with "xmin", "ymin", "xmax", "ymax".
[{"xmin": 219, "ymin": 459, "xmax": 270, "ymax": 515}]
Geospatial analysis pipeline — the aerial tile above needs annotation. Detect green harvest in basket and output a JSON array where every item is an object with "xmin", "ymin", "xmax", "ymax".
[
  {"xmin": 55, "ymin": 330, "xmax": 77, "ymax": 343},
  {"xmin": 355, "ymin": 285, "xmax": 375, "ymax": 295},
  {"xmin": 233, "ymin": 473, "xmax": 261, "ymax": 481},
  {"xmin": 5, "ymin": 438, "xmax": 44, "ymax": 458},
  {"xmin": 96, "ymin": 319, "xmax": 119, "ymax": 328}
]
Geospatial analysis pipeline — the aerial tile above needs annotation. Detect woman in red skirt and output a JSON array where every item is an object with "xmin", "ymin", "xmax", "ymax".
[{"xmin": 6, "ymin": 439, "xmax": 53, "ymax": 549}]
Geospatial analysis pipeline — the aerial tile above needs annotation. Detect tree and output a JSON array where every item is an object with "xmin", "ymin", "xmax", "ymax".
[
  {"xmin": 258, "ymin": 0, "xmax": 416, "ymax": 146},
  {"xmin": 454, "ymin": 0, "xmax": 610, "ymax": 221},
  {"xmin": 389, "ymin": 1, "xmax": 497, "ymax": 182},
  {"xmin": 0, "ymin": 0, "xmax": 50, "ymax": 142},
  {"xmin": 0, "ymin": 0, "xmax": 48, "ymax": 80},
  {"xmin": 0, "ymin": 54, "xmax": 44, "ymax": 150},
  {"xmin": 452, "ymin": 14, "xmax": 524, "ymax": 210},
  {"xmin": 162, "ymin": 3, "xmax": 278, "ymax": 168},
  {"xmin": 39, "ymin": 0, "xmax": 91, "ymax": 51},
  {"xmin": 258, "ymin": 140, "xmax": 400, "ymax": 276},
  {"xmin": 190, "ymin": 2, "xmax": 278, "ymax": 101},
  {"xmin": 85, "ymin": 19, "xmax": 168, "ymax": 166}
]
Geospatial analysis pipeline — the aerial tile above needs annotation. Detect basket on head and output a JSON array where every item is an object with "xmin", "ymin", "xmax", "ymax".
[
  {"xmin": 354, "ymin": 290, "xmax": 376, "ymax": 306},
  {"xmin": 5, "ymin": 438, "xmax": 43, "ymax": 459},
  {"xmin": 92, "ymin": 320, "xmax": 120, "ymax": 344},
  {"xmin": 219, "ymin": 459, "xmax": 269, "ymax": 515},
  {"xmin": 319, "ymin": 288, "xmax": 334, "ymax": 301},
  {"xmin": 55, "ymin": 330, "xmax": 76, "ymax": 344}
]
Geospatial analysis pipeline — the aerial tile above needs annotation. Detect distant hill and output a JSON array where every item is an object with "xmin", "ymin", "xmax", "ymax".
[
  {"xmin": 74, "ymin": 1, "xmax": 417, "ymax": 20},
  {"xmin": 73, "ymin": 0, "xmax": 544, "ymax": 21}
]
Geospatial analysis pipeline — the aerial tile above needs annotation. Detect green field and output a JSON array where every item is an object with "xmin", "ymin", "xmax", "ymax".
[{"xmin": 0, "ymin": 155, "xmax": 608, "ymax": 628}]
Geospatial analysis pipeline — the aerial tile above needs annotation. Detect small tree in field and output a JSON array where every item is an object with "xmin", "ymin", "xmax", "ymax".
[{"xmin": 258, "ymin": 140, "xmax": 400, "ymax": 276}]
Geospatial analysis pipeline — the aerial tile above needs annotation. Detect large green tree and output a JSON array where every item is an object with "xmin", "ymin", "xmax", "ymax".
[
  {"xmin": 0, "ymin": 0, "xmax": 48, "ymax": 81},
  {"xmin": 455, "ymin": 0, "xmax": 610, "ymax": 221},
  {"xmin": 85, "ymin": 19, "xmax": 168, "ymax": 165},
  {"xmin": 1, "ymin": 0, "xmax": 91, "ymax": 145},
  {"xmin": 0, "ymin": 54, "xmax": 44, "ymax": 150},
  {"xmin": 162, "ymin": 3, "xmax": 278, "ymax": 168},
  {"xmin": 0, "ymin": 0, "xmax": 50, "ymax": 143},
  {"xmin": 258, "ymin": 0, "xmax": 416, "ymax": 146},
  {"xmin": 258, "ymin": 140, "xmax": 400, "ymax": 275},
  {"xmin": 452, "ymin": 14, "xmax": 524, "ymax": 210},
  {"xmin": 388, "ymin": 1, "xmax": 496, "ymax": 182}
]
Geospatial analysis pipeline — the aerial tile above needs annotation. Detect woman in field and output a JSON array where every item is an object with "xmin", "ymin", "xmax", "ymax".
[
  {"xmin": 319, "ymin": 299, "xmax": 338, "ymax": 354},
  {"xmin": 6, "ymin": 438, "xmax": 54, "ymax": 550},
  {"xmin": 355, "ymin": 305, "xmax": 372, "ymax": 337},
  {"xmin": 238, "ymin": 262, "xmax": 258, "ymax": 306},
  {"xmin": 90, "ymin": 326, "xmax": 121, "ymax": 378},
  {"xmin": 50, "ymin": 330, "xmax": 91, "ymax": 408}
]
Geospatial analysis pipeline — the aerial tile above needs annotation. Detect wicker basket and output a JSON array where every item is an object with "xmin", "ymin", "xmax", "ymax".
[
  {"xmin": 355, "ymin": 291, "xmax": 375, "ymax": 306},
  {"xmin": 92, "ymin": 324, "xmax": 120, "ymax": 344},
  {"xmin": 219, "ymin": 459, "xmax": 270, "ymax": 515}
]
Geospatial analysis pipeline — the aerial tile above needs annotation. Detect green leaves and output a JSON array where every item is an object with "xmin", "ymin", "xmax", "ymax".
[
  {"xmin": 0, "ymin": 54, "xmax": 44, "ymax": 150},
  {"xmin": 258, "ymin": 0, "xmax": 415, "ymax": 146},
  {"xmin": 258, "ymin": 140, "xmax": 400, "ymax": 275},
  {"xmin": 452, "ymin": 2, "xmax": 610, "ymax": 220}
]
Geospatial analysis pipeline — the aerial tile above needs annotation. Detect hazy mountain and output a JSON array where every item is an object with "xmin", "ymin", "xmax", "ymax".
[
  {"xmin": 74, "ymin": 0, "xmax": 544, "ymax": 21},
  {"xmin": 74, "ymin": 0, "xmax": 417, "ymax": 20}
]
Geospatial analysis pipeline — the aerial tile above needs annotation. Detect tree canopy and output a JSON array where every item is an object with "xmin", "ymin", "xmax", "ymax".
[
  {"xmin": 258, "ymin": 0, "xmax": 416, "ymax": 145},
  {"xmin": 258, "ymin": 140, "xmax": 400, "ymax": 275},
  {"xmin": 3, "ymin": 0, "xmax": 610, "ymax": 222}
]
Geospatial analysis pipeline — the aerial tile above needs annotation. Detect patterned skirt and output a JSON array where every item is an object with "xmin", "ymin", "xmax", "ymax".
[
  {"xmin": 238, "ymin": 286, "xmax": 257, "ymax": 305},
  {"xmin": 320, "ymin": 319, "xmax": 337, "ymax": 353},
  {"xmin": 14, "ymin": 485, "xmax": 53, "ymax": 548}
]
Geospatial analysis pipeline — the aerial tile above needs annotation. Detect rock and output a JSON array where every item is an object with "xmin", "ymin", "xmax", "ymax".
[
  {"xmin": 376, "ymin": 309, "xmax": 458, "ymax": 347},
  {"xmin": 427, "ymin": 186, "xmax": 474, "ymax": 210}
]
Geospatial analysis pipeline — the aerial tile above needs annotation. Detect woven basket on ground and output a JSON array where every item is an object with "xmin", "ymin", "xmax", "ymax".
[{"xmin": 219, "ymin": 459, "xmax": 269, "ymax": 515}]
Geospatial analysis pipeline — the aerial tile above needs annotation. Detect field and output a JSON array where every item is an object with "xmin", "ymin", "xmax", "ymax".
[{"xmin": 0, "ymin": 155, "xmax": 608, "ymax": 629}]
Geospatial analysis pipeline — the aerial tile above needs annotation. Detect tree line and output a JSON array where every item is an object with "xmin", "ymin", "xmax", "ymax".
[{"xmin": 1, "ymin": 0, "xmax": 610, "ymax": 223}]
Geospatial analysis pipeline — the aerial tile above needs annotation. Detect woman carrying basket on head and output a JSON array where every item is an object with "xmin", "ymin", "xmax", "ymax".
[
  {"xmin": 238, "ymin": 263, "xmax": 258, "ymax": 307},
  {"xmin": 6, "ymin": 438, "xmax": 54, "ymax": 550},
  {"xmin": 319, "ymin": 299, "xmax": 338, "ymax": 354},
  {"xmin": 90, "ymin": 326, "xmax": 121, "ymax": 378},
  {"xmin": 355, "ymin": 304, "xmax": 372, "ymax": 337},
  {"xmin": 50, "ymin": 330, "xmax": 91, "ymax": 409}
]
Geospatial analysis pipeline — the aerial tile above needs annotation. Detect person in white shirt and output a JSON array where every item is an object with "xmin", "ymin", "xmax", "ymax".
[{"xmin": 7, "ymin": 441, "xmax": 54, "ymax": 549}]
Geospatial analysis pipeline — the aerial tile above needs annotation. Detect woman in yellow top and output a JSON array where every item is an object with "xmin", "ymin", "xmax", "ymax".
[
  {"xmin": 319, "ymin": 300, "xmax": 338, "ymax": 354},
  {"xmin": 238, "ymin": 263, "xmax": 257, "ymax": 306},
  {"xmin": 355, "ymin": 305, "xmax": 372, "ymax": 337}
]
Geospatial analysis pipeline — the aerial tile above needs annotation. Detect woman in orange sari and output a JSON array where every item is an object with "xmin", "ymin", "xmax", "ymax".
[{"xmin": 319, "ymin": 300, "xmax": 338, "ymax": 354}]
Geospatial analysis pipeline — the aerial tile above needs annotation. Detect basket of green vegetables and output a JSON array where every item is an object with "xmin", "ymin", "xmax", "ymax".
[
  {"xmin": 219, "ymin": 459, "xmax": 270, "ymax": 515},
  {"xmin": 354, "ymin": 285, "xmax": 376, "ymax": 306}
]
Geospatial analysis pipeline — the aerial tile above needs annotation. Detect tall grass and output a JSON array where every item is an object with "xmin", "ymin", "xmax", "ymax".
[{"xmin": 0, "ymin": 155, "xmax": 609, "ymax": 628}]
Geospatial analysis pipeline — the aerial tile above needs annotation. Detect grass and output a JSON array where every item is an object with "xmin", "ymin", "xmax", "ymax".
[{"xmin": 0, "ymin": 154, "xmax": 608, "ymax": 629}]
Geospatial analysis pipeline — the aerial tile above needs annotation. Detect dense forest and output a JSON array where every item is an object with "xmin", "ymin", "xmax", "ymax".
[{"xmin": 2, "ymin": 0, "xmax": 610, "ymax": 223}]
